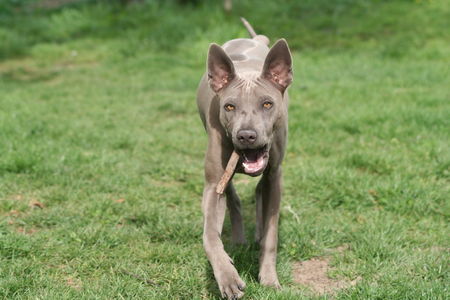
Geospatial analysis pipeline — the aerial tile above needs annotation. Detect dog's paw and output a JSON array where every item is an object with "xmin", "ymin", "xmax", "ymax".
[
  {"xmin": 259, "ymin": 271, "xmax": 281, "ymax": 289},
  {"xmin": 215, "ymin": 266, "xmax": 246, "ymax": 299}
]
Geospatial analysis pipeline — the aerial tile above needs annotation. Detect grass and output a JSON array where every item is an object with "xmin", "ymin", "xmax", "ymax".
[{"xmin": 0, "ymin": 0, "xmax": 449, "ymax": 298}]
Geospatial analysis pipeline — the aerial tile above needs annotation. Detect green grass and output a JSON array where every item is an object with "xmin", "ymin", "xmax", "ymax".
[{"xmin": 0, "ymin": 0, "xmax": 449, "ymax": 299}]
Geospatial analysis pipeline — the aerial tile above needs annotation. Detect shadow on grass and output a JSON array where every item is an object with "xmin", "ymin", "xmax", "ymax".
[{"xmin": 0, "ymin": 67, "xmax": 60, "ymax": 83}]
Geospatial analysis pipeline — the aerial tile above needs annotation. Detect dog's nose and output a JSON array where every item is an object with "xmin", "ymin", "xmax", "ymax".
[{"xmin": 237, "ymin": 129, "xmax": 257, "ymax": 145}]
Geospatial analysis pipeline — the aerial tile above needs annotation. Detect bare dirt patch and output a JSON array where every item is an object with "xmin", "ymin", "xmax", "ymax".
[
  {"xmin": 29, "ymin": 199, "xmax": 45, "ymax": 209},
  {"xmin": 16, "ymin": 226, "xmax": 39, "ymax": 235},
  {"xmin": 66, "ymin": 276, "xmax": 82, "ymax": 290},
  {"xmin": 293, "ymin": 246, "xmax": 360, "ymax": 295}
]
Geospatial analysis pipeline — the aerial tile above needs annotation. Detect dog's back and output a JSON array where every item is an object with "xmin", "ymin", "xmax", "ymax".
[
  {"xmin": 222, "ymin": 18, "xmax": 270, "ymax": 73},
  {"xmin": 222, "ymin": 38, "xmax": 269, "ymax": 73}
]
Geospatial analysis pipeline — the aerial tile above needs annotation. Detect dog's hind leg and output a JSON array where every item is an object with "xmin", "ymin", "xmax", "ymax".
[
  {"xmin": 226, "ymin": 181, "xmax": 246, "ymax": 244},
  {"xmin": 255, "ymin": 179, "xmax": 263, "ymax": 243}
]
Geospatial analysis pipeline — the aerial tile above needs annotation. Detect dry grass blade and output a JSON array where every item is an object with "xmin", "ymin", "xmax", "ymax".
[{"xmin": 120, "ymin": 269, "xmax": 158, "ymax": 286}]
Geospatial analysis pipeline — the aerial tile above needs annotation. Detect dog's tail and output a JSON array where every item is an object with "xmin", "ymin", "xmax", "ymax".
[{"xmin": 240, "ymin": 17, "xmax": 269, "ymax": 45}]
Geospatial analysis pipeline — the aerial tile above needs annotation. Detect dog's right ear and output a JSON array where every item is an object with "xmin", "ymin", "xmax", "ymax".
[{"xmin": 207, "ymin": 44, "xmax": 236, "ymax": 93}]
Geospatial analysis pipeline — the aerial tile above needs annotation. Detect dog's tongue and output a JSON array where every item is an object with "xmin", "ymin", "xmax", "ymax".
[{"xmin": 242, "ymin": 150, "xmax": 265, "ymax": 173}]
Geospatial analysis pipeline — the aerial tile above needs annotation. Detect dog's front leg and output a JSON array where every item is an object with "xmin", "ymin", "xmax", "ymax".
[
  {"xmin": 258, "ymin": 166, "xmax": 282, "ymax": 288},
  {"xmin": 202, "ymin": 147, "xmax": 246, "ymax": 299},
  {"xmin": 226, "ymin": 182, "xmax": 246, "ymax": 244},
  {"xmin": 203, "ymin": 185, "xmax": 246, "ymax": 299}
]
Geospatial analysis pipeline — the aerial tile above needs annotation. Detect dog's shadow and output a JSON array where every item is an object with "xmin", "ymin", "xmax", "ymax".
[{"xmin": 205, "ymin": 222, "xmax": 261, "ymax": 298}]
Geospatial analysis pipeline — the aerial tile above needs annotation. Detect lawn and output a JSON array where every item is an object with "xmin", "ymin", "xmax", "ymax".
[{"xmin": 0, "ymin": 0, "xmax": 449, "ymax": 299}]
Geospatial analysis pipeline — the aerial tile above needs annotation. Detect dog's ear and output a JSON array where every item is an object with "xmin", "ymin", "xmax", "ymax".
[
  {"xmin": 207, "ymin": 43, "xmax": 236, "ymax": 93},
  {"xmin": 261, "ymin": 39, "xmax": 293, "ymax": 93}
]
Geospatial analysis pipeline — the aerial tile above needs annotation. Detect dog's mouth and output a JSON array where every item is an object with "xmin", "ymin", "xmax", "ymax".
[{"xmin": 238, "ymin": 145, "xmax": 269, "ymax": 176}]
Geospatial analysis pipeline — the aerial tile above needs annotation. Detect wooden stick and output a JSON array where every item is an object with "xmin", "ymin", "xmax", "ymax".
[{"xmin": 216, "ymin": 150, "xmax": 240, "ymax": 194}]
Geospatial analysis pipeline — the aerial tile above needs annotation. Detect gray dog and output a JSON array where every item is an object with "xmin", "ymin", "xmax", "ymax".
[{"xmin": 196, "ymin": 18, "xmax": 293, "ymax": 299}]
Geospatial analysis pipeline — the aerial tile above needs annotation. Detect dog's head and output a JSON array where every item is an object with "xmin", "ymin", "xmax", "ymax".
[{"xmin": 207, "ymin": 39, "xmax": 293, "ymax": 176}]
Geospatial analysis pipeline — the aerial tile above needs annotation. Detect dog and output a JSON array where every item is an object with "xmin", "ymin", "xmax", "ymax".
[{"xmin": 196, "ymin": 18, "xmax": 293, "ymax": 299}]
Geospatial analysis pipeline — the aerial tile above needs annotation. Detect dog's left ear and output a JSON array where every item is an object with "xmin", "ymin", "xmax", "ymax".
[{"xmin": 261, "ymin": 39, "xmax": 293, "ymax": 93}]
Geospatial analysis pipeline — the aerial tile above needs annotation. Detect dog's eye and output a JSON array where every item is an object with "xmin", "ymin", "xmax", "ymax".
[
  {"xmin": 224, "ymin": 104, "xmax": 235, "ymax": 111},
  {"xmin": 263, "ymin": 101, "xmax": 273, "ymax": 109}
]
